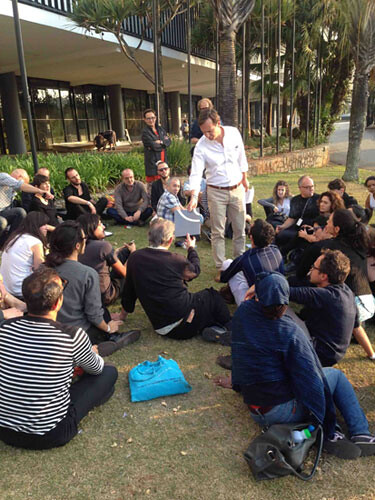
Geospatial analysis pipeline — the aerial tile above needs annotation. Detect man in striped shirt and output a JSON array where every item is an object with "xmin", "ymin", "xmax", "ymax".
[{"xmin": 0, "ymin": 267, "xmax": 118, "ymax": 450}]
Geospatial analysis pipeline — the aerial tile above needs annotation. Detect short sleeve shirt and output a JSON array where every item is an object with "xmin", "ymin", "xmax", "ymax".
[
  {"xmin": 78, "ymin": 239, "xmax": 117, "ymax": 295},
  {"xmin": 0, "ymin": 173, "xmax": 23, "ymax": 211},
  {"xmin": 156, "ymin": 191, "xmax": 180, "ymax": 221}
]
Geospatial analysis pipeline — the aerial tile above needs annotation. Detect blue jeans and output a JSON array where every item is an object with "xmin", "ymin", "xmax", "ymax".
[
  {"xmin": 107, "ymin": 207, "xmax": 152, "ymax": 225},
  {"xmin": 250, "ymin": 367, "xmax": 370, "ymax": 437}
]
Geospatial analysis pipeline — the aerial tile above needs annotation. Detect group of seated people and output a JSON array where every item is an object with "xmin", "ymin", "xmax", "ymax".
[{"xmin": 1, "ymin": 168, "xmax": 375, "ymax": 463}]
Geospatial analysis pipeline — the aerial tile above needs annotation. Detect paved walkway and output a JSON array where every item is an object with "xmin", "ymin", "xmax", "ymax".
[{"xmin": 329, "ymin": 121, "xmax": 375, "ymax": 171}]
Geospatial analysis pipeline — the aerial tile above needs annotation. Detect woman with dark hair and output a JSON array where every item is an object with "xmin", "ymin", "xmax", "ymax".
[
  {"xmin": 45, "ymin": 221, "xmax": 140, "ymax": 357},
  {"xmin": 77, "ymin": 213, "xmax": 133, "ymax": 309},
  {"xmin": 29, "ymin": 174, "xmax": 59, "ymax": 228},
  {"xmin": 295, "ymin": 209, "xmax": 375, "ymax": 359},
  {"xmin": 365, "ymin": 175, "xmax": 375, "ymax": 219},
  {"xmin": 317, "ymin": 191, "xmax": 345, "ymax": 218},
  {"xmin": 258, "ymin": 180, "xmax": 292, "ymax": 228},
  {"xmin": 0, "ymin": 211, "xmax": 49, "ymax": 298}
]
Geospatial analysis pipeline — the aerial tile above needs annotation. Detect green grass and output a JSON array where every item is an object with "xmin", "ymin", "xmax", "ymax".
[{"xmin": 2, "ymin": 164, "xmax": 375, "ymax": 500}]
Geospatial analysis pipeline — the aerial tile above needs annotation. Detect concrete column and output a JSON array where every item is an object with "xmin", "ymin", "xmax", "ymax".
[
  {"xmin": 169, "ymin": 91, "xmax": 181, "ymax": 136},
  {"xmin": 107, "ymin": 85, "xmax": 125, "ymax": 140},
  {"xmin": 0, "ymin": 72, "xmax": 27, "ymax": 154}
]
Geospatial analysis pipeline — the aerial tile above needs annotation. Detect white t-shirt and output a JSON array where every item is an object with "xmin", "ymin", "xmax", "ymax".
[{"xmin": 1, "ymin": 234, "xmax": 42, "ymax": 296}]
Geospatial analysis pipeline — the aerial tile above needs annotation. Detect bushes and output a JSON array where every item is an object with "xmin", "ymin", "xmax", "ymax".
[
  {"xmin": 166, "ymin": 139, "xmax": 192, "ymax": 175},
  {"xmin": 0, "ymin": 151, "xmax": 145, "ymax": 196}
]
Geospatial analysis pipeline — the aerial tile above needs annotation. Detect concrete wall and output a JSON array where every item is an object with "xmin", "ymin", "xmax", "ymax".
[{"xmin": 246, "ymin": 145, "xmax": 329, "ymax": 176}]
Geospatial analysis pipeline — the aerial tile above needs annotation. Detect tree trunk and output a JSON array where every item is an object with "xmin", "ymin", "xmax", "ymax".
[
  {"xmin": 282, "ymin": 60, "xmax": 289, "ymax": 131},
  {"xmin": 266, "ymin": 94, "xmax": 273, "ymax": 136},
  {"xmin": 244, "ymin": 19, "xmax": 251, "ymax": 136},
  {"xmin": 219, "ymin": 29, "xmax": 238, "ymax": 126},
  {"xmin": 343, "ymin": 69, "xmax": 369, "ymax": 181}
]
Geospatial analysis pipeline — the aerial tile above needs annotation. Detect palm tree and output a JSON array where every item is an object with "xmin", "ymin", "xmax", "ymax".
[
  {"xmin": 343, "ymin": 0, "xmax": 375, "ymax": 181},
  {"xmin": 210, "ymin": 0, "xmax": 255, "ymax": 126}
]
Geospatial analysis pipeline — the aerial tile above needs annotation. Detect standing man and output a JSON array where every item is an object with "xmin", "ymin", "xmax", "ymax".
[
  {"xmin": 190, "ymin": 98, "xmax": 214, "ymax": 145},
  {"xmin": 141, "ymin": 108, "xmax": 171, "ymax": 193},
  {"xmin": 151, "ymin": 161, "xmax": 185, "ymax": 212},
  {"xmin": 108, "ymin": 169, "xmax": 152, "ymax": 226},
  {"xmin": 187, "ymin": 108, "xmax": 249, "ymax": 281},
  {"xmin": 63, "ymin": 168, "xmax": 108, "ymax": 220}
]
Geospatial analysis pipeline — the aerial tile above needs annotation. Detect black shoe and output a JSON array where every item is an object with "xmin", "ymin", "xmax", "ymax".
[
  {"xmin": 201, "ymin": 326, "xmax": 232, "ymax": 346},
  {"xmin": 174, "ymin": 240, "xmax": 185, "ymax": 248},
  {"xmin": 351, "ymin": 434, "xmax": 375, "ymax": 456},
  {"xmin": 108, "ymin": 329, "xmax": 141, "ymax": 351},
  {"xmin": 324, "ymin": 432, "xmax": 361, "ymax": 459},
  {"xmin": 216, "ymin": 354, "xmax": 232, "ymax": 370}
]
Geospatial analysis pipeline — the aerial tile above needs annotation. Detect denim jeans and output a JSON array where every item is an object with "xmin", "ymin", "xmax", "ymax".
[{"xmin": 250, "ymin": 367, "xmax": 370, "ymax": 437}]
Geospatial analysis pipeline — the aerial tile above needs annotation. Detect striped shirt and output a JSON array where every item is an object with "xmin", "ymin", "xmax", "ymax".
[
  {"xmin": 0, "ymin": 316, "xmax": 104, "ymax": 435},
  {"xmin": 220, "ymin": 244, "xmax": 284, "ymax": 287}
]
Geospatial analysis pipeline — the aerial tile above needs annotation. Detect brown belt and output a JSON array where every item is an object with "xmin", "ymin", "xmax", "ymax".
[{"xmin": 207, "ymin": 182, "xmax": 241, "ymax": 191}]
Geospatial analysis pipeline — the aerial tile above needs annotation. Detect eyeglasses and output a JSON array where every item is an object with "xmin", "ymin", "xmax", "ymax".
[
  {"xmin": 61, "ymin": 278, "xmax": 69, "ymax": 290},
  {"xmin": 310, "ymin": 265, "xmax": 321, "ymax": 272}
]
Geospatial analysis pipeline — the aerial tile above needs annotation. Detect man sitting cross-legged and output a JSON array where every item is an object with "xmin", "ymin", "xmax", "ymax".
[
  {"xmin": 108, "ymin": 169, "xmax": 152, "ymax": 226},
  {"xmin": 218, "ymin": 218, "xmax": 284, "ymax": 305},
  {"xmin": 0, "ymin": 267, "xmax": 118, "ymax": 450},
  {"xmin": 289, "ymin": 249, "xmax": 358, "ymax": 367},
  {"xmin": 215, "ymin": 271, "xmax": 375, "ymax": 459},
  {"xmin": 119, "ymin": 218, "xmax": 231, "ymax": 342}
]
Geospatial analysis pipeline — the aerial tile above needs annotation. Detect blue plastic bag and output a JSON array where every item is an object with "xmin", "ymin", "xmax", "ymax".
[{"xmin": 128, "ymin": 356, "xmax": 192, "ymax": 402}]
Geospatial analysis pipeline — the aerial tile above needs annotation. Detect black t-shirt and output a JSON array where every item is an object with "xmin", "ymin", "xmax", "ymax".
[
  {"xmin": 63, "ymin": 182, "xmax": 91, "ymax": 220},
  {"xmin": 30, "ymin": 196, "xmax": 59, "ymax": 226},
  {"xmin": 78, "ymin": 239, "xmax": 116, "ymax": 295},
  {"xmin": 289, "ymin": 194, "xmax": 320, "ymax": 226}
]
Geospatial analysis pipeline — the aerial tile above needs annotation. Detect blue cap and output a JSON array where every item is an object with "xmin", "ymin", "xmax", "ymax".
[{"xmin": 255, "ymin": 271, "xmax": 290, "ymax": 307}]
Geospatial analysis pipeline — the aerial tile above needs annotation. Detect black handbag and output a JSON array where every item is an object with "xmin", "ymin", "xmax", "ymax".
[{"xmin": 244, "ymin": 423, "xmax": 323, "ymax": 481}]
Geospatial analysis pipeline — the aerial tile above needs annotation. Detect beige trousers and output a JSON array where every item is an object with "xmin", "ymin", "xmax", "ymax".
[{"xmin": 207, "ymin": 184, "xmax": 246, "ymax": 268}]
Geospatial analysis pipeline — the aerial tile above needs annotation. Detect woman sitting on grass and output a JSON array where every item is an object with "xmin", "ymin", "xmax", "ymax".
[
  {"xmin": 77, "ymin": 213, "xmax": 134, "ymax": 316},
  {"xmin": 257, "ymin": 180, "xmax": 292, "ymax": 228},
  {"xmin": 29, "ymin": 174, "xmax": 59, "ymax": 228},
  {"xmin": 0, "ymin": 211, "xmax": 49, "ymax": 299}
]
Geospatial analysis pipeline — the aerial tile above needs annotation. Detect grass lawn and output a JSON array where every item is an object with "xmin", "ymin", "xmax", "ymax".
[{"xmin": 2, "ymin": 164, "xmax": 375, "ymax": 500}]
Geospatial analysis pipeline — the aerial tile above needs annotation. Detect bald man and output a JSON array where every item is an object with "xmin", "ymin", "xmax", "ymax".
[
  {"xmin": 0, "ymin": 169, "xmax": 52, "ymax": 244},
  {"xmin": 107, "ymin": 169, "xmax": 152, "ymax": 226}
]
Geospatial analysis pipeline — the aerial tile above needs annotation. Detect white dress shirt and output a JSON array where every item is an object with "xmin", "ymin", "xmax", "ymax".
[{"xmin": 189, "ymin": 126, "xmax": 248, "ymax": 193}]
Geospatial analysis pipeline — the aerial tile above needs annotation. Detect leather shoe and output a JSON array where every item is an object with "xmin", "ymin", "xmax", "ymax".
[{"xmin": 109, "ymin": 329, "xmax": 141, "ymax": 350}]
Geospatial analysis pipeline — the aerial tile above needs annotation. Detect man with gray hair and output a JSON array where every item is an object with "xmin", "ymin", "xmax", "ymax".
[
  {"xmin": 156, "ymin": 177, "xmax": 186, "ymax": 222},
  {"xmin": 0, "ymin": 168, "xmax": 52, "ymax": 245},
  {"xmin": 275, "ymin": 175, "xmax": 320, "ymax": 255},
  {"xmin": 119, "ymin": 218, "xmax": 231, "ymax": 341},
  {"xmin": 108, "ymin": 168, "xmax": 152, "ymax": 226}
]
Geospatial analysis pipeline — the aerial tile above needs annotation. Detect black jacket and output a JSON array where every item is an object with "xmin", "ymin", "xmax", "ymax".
[{"xmin": 141, "ymin": 125, "xmax": 171, "ymax": 177}]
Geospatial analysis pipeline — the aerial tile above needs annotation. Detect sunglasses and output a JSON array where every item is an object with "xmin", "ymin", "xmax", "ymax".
[{"xmin": 158, "ymin": 167, "xmax": 168, "ymax": 172}]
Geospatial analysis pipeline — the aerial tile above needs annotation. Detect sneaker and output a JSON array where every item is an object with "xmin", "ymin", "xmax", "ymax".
[
  {"xmin": 216, "ymin": 354, "xmax": 232, "ymax": 370},
  {"xmin": 351, "ymin": 434, "xmax": 375, "ymax": 456},
  {"xmin": 201, "ymin": 326, "xmax": 232, "ymax": 346},
  {"xmin": 201, "ymin": 228, "xmax": 211, "ymax": 242},
  {"xmin": 108, "ymin": 329, "xmax": 141, "ymax": 350},
  {"xmin": 324, "ymin": 431, "xmax": 361, "ymax": 459},
  {"xmin": 219, "ymin": 284, "xmax": 235, "ymax": 304}
]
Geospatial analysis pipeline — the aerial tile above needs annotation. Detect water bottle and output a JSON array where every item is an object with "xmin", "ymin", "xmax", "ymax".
[{"xmin": 291, "ymin": 425, "xmax": 315, "ymax": 444}]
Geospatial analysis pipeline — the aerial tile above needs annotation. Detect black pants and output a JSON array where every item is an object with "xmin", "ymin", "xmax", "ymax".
[
  {"xmin": 107, "ymin": 207, "xmax": 153, "ymax": 225},
  {"xmin": 0, "ymin": 365, "xmax": 118, "ymax": 450},
  {"xmin": 167, "ymin": 288, "xmax": 231, "ymax": 340}
]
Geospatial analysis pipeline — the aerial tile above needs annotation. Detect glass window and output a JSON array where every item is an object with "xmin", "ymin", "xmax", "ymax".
[{"xmin": 60, "ymin": 90, "xmax": 77, "ymax": 142}]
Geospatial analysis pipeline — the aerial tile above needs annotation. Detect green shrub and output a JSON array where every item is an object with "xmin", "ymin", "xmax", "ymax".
[
  {"xmin": 0, "ymin": 151, "xmax": 145, "ymax": 196},
  {"xmin": 166, "ymin": 139, "xmax": 191, "ymax": 175}
]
